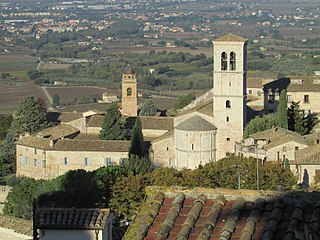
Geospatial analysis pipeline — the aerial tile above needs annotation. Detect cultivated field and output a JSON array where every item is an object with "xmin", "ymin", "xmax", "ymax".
[
  {"xmin": 0, "ymin": 82, "xmax": 45, "ymax": 114},
  {"xmin": 39, "ymin": 62, "xmax": 71, "ymax": 71}
]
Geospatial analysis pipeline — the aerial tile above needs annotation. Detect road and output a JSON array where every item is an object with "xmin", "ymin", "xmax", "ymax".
[{"xmin": 0, "ymin": 227, "xmax": 31, "ymax": 240}]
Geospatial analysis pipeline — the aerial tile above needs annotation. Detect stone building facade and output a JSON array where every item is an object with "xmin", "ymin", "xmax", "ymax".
[{"xmin": 121, "ymin": 66, "xmax": 137, "ymax": 117}]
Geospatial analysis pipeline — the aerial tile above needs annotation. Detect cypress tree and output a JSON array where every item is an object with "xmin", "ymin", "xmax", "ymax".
[
  {"xmin": 139, "ymin": 100, "xmax": 156, "ymax": 116},
  {"xmin": 276, "ymin": 90, "xmax": 288, "ymax": 129},
  {"xmin": 128, "ymin": 117, "xmax": 144, "ymax": 157},
  {"xmin": 99, "ymin": 104, "xmax": 124, "ymax": 140}
]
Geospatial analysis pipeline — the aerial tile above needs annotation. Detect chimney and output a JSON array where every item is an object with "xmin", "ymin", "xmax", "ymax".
[{"xmin": 49, "ymin": 136, "xmax": 54, "ymax": 147}]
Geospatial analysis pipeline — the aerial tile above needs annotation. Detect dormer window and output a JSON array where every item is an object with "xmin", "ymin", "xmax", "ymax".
[
  {"xmin": 221, "ymin": 52, "xmax": 227, "ymax": 70},
  {"xmin": 230, "ymin": 52, "xmax": 236, "ymax": 70}
]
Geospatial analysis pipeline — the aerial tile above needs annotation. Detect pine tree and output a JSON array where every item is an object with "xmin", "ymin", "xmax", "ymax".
[
  {"xmin": 276, "ymin": 90, "xmax": 288, "ymax": 129},
  {"xmin": 10, "ymin": 96, "xmax": 49, "ymax": 135},
  {"xmin": 128, "ymin": 117, "xmax": 144, "ymax": 157},
  {"xmin": 139, "ymin": 100, "xmax": 156, "ymax": 116},
  {"xmin": 99, "ymin": 104, "xmax": 124, "ymax": 140}
]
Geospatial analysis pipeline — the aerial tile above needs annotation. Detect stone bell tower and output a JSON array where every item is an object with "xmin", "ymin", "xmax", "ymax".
[
  {"xmin": 212, "ymin": 33, "xmax": 248, "ymax": 160},
  {"xmin": 121, "ymin": 65, "xmax": 137, "ymax": 116}
]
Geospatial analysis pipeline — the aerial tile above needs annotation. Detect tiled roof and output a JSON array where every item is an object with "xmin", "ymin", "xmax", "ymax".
[
  {"xmin": 16, "ymin": 135, "xmax": 131, "ymax": 152},
  {"xmin": 296, "ymin": 144, "xmax": 320, "ymax": 164},
  {"xmin": 178, "ymin": 100, "xmax": 213, "ymax": 118},
  {"xmin": 36, "ymin": 124, "xmax": 80, "ymax": 139},
  {"xmin": 86, "ymin": 115, "xmax": 174, "ymax": 131},
  {"xmin": 176, "ymin": 115, "xmax": 217, "ymax": 131},
  {"xmin": 123, "ymin": 65, "xmax": 135, "ymax": 74},
  {"xmin": 214, "ymin": 33, "xmax": 247, "ymax": 42},
  {"xmin": 140, "ymin": 116, "xmax": 173, "ymax": 131},
  {"xmin": 86, "ymin": 115, "xmax": 104, "ymax": 127},
  {"xmin": 287, "ymin": 77, "xmax": 320, "ymax": 92},
  {"xmin": 123, "ymin": 186, "xmax": 320, "ymax": 240},
  {"xmin": 58, "ymin": 112, "xmax": 83, "ymax": 122},
  {"xmin": 250, "ymin": 127, "xmax": 308, "ymax": 150},
  {"xmin": 152, "ymin": 130, "xmax": 173, "ymax": 143},
  {"xmin": 35, "ymin": 208, "xmax": 111, "ymax": 230}
]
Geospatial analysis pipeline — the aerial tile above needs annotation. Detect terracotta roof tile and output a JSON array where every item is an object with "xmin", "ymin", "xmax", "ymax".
[
  {"xmin": 214, "ymin": 33, "xmax": 247, "ymax": 42},
  {"xmin": 124, "ymin": 186, "xmax": 320, "ymax": 240},
  {"xmin": 35, "ymin": 208, "xmax": 111, "ymax": 230}
]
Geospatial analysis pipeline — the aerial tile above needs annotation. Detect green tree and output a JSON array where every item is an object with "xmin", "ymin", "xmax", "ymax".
[
  {"xmin": 10, "ymin": 96, "xmax": 49, "ymax": 135},
  {"xmin": 3, "ymin": 178, "xmax": 44, "ymax": 219},
  {"xmin": 128, "ymin": 118, "xmax": 144, "ymax": 157},
  {"xmin": 244, "ymin": 113, "xmax": 278, "ymax": 137},
  {"xmin": 288, "ymin": 101, "xmax": 309, "ymax": 135},
  {"xmin": 109, "ymin": 174, "xmax": 149, "ymax": 219},
  {"xmin": 139, "ymin": 100, "xmax": 156, "ymax": 116},
  {"xmin": 0, "ymin": 132, "xmax": 16, "ymax": 177},
  {"xmin": 122, "ymin": 155, "xmax": 151, "ymax": 176},
  {"xmin": 277, "ymin": 90, "xmax": 288, "ymax": 129},
  {"xmin": 52, "ymin": 94, "xmax": 60, "ymax": 108},
  {"xmin": 99, "ymin": 104, "xmax": 124, "ymax": 140},
  {"xmin": 0, "ymin": 114, "xmax": 13, "ymax": 140},
  {"xmin": 174, "ymin": 93, "xmax": 195, "ymax": 109}
]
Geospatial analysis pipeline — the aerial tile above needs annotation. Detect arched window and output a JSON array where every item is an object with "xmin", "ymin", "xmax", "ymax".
[
  {"xmin": 226, "ymin": 100, "xmax": 231, "ymax": 108},
  {"xmin": 221, "ymin": 52, "xmax": 227, "ymax": 70},
  {"xmin": 230, "ymin": 52, "xmax": 236, "ymax": 70},
  {"xmin": 127, "ymin": 88, "xmax": 132, "ymax": 96}
]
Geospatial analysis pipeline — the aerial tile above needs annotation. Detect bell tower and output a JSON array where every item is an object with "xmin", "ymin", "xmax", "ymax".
[
  {"xmin": 212, "ymin": 33, "xmax": 248, "ymax": 160},
  {"xmin": 121, "ymin": 65, "xmax": 137, "ymax": 116}
]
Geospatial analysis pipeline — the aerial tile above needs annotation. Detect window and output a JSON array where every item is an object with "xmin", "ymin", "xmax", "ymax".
[
  {"xmin": 191, "ymin": 144, "xmax": 194, "ymax": 150},
  {"xmin": 226, "ymin": 100, "xmax": 231, "ymax": 108},
  {"xmin": 84, "ymin": 157, "xmax": 88, "ymax": 166},
  {"xmin": 229, "ymin": 82, "xmax": 232, "ymax": 87},
  {"xmin": 283, "ymin": 146, "xmax": 287, "ymax": 152},
  {"xmin": 226, "ymin": 138, "xmax": 230, "ymax": 141},
  {"xmin": 127, "ymin": 88, "xmax": 132, "ymax": 96},
  {"xmin": 105, "ymin": 158, "xmax": 113, "ymax": 166},
  {"xmin": 25, "ymin": 157, "xmax": 29, "ymax": 165},
  {"xmin": 317, "ymin": 139, "xmax": 320, "ymax": 144},
  {"xmin": 19, "ymin": 155, "xmax": 24, "ymax": 164},
  {"xmin": 304, "ymin": 95, "xmax": 309, "ymax": 103},
  {"xmin": 226, "ymin": 116, "xmax": 229, "ymax": 122},
  {"xmin": 248, "ymin": 90, "xmax": 252, "ymax": 95},
  {"xmin": 295, "ymin": 146, "xmax": 299, "ymax": 151},
  {"xmin": 42, "ymin": 160, "xmax": 46, "ymax": 168},
  {"xmin": 268, "ymin": 93, "xmax": 274, "ymax": 103},
  {"xmin": 230, "ymin": 52, "xmax": 236, "ymax": 70},
  {"xmin": 34, "ymin": 159, "xmax": 38, "ymax": 167},
  {"xmin": 166, "ymin": 147, "xmax": 169, "ymax": 151},
  {"xmin": 34, "ymin": 148, "xmax": 37, "ymax": 155},
  {"xmin": 64, "ymin": 157, "xmax": 68, "ymax": 165},
  {"xmin": 221, "ymin": 52, "xmax": 227, "ymax": 70},
  {"xmin": 287, "ymin": 95, "xmax": 292, "ymax": 102}
]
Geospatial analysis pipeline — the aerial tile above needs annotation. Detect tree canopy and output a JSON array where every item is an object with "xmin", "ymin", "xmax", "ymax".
[
  {"xmin": 139, "ymin": 100, "xmax": 156, "ymax": 116},
  {"xmin": 128, "ymin": 117, "xmax": 144, "ymax": 158},
  {"xmin": 276, "ymin": 90, "xmax": 288, "ymax": 129},
  {"xmin": 10, "ymin": 96, "xmax": 49, "ymax": 135},
  {"xmin": 99, "ymin": 104, "xmax": 125, "ymax": 140}
]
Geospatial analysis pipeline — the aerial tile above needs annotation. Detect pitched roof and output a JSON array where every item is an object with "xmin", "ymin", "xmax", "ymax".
[
  {"xmin": 295, "ymin": 144, "xmax": 320, "ymax": 164},
  {"xmin": 124, "ymin": 186, "xmax": 320, "ymax": 240},
  {"xmin": 58, "ymin": 112, "xmax": 83, "ymax": 122},
  {"xmin": 250, "ymin": 127, "xmax": 308, "ymax": 150},
  {"xmin": 287, "ymin": 77, "xmax": 320, "ymax": 92},
  {"xmin": 35, "ymin": 208, "xmax": 111, "ymax": 230},
  {"xmin": 123, "ymin": 65, "xmax": 135, "ymax": 74},
  {"xmin": 176, "ymin": 115, "xmax": 216, "ymax": 131},
  {"xmin": 36, "ymin": 124, "xmax": 80, "ymax": 139},
  {"xmin": 0, "ymin": 214, "xmax": 32, "ymax": 236},
  {"xmin": 140, "ymin": 116, "xmax": 173, "ymax": 131},
  {"xmin": 178, "ymin": 99, "xmax": 213, "ymax": 118},
  {"xmin": 86, "ymin": 115, "xmax": 104, "ymax": 127},
  {"xmin": 214, "ymin": 33, "xmax": 247, "ymax": 42},
  {"xmin": 247, "ymin": 78, "xmax": 263, "ymax": 89}
]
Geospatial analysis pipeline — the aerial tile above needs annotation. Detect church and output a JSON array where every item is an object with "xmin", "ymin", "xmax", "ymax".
[
  {"xmin": 15, "ymin": 34, "xmax": 248, "ymax": 180},
  {"xmin": 121, "ymin": 33, "xmax": 248, "ymax": 169}
]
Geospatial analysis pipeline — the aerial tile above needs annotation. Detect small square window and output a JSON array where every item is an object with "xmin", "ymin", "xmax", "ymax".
[
  {"xmin": 295, "ymin": 146, "xmax": 299, "ymax": 151},
  {"xmin": 226, "ymin": 138, "xmax": 230, "ymax": 141},
  {"xmin": 248, "ymin": 90, "xmax": 252, "ymax": 94}
]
